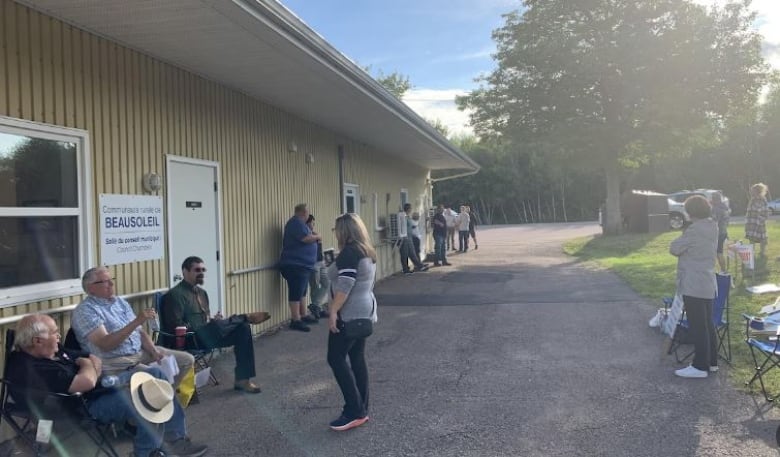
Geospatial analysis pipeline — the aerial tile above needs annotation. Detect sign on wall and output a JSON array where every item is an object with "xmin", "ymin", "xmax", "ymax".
[{"xmin": 99, "ymin": 194, "xmax": 164, "ymax": 265}]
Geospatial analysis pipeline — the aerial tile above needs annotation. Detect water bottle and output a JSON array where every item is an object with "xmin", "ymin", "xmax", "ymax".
[{"xmin": 100, "ymin": 375, "xmax": 120, "ymax": 388}]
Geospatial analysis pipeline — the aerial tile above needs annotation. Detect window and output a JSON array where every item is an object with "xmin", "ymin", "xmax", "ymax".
[{"xmin": 0, "ymin": 117, "xmax": 92, "ymax": 307}]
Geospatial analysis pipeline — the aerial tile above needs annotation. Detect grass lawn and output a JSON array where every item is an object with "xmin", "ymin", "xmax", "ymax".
[{"xmin": 564, "ymin": 220, "xmax": 780, "ymax": 399}]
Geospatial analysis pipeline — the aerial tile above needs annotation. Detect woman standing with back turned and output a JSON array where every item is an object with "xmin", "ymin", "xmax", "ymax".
[
  {"xmin": 327, "ymin": 213, "xmax": 378, "ymax": 431},
  {"xmin": 670, "ymin": 195, "xmax": 718, "ymax": 378}
]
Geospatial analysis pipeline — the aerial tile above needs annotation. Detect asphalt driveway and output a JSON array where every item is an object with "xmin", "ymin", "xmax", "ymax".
[{"xmin": 11, "ymin": 222, "xmax": 780, "ymax": 456}]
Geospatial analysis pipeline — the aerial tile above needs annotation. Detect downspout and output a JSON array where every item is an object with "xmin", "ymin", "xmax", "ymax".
[{"xmin": 338, "ymin": 145, "xmax": 345, "ymax": 213}]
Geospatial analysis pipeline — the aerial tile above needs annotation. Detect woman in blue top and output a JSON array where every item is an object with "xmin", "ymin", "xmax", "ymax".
[
  {"xmin": 326, "ymin": 213, "xmax": 377, "ymax": 431},
  {"xmin": 278, "ymin": 203, "xmax": 321, "ymax": 332}
]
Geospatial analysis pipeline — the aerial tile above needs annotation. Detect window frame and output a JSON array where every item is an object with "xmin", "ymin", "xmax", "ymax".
[{"xmin": 0, "ymin": 116, "xmax": 93, "ymax": 308}]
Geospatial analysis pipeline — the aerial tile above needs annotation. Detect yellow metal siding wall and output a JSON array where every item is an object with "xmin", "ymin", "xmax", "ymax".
[{"xmin": 0, "ymin": 0, "xmax": 425, "ymax": 333}]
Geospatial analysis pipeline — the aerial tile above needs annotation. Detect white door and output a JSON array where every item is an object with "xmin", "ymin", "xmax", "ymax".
[
  {"xmin": 344, "ymin": 183, "xmax": 359, "ymax": 215},
  {"xmin": 166, "ymin": 157, "xmax": 224, "ymax": 313}
]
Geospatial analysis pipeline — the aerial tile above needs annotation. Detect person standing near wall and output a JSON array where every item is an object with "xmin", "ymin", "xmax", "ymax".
[
  {"xmin": 432, "ymin": 205, "xmax": 450, "ymax": 267},
  {"xmin": 307, "ymin": 214, "xmax": 330, "ymax": 318},
  {"xmin": 457, "ymin": 206, "xmax": 471, "ymax": 252},
  {"xmin": 326, "ymin": 213, "xmax": 377, "ymax": 431},
  {"xmin": 279, "ymin": 203, "xmax": 321, "ymax": 332},
  {"xmin": 397, "ymin": 204, "xmax": 428, "ymax": 275},
  {"xmin": 467, "ymin": 206, "xmax": 479, "ymax": 250},
  {"xmin": 443, "ymin": 205, "xmax": 457, "ymax": 251}
]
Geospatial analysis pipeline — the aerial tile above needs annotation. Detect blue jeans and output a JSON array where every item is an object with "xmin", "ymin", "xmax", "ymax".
[
  {"xmin": 433, "ymin": 233, "xmax": 447, "ymax": 264},
  {"xmin": 458, "ymin": 230, "xmax": 469, "ymax": 251},
  {"xmin": 87, "ymin": 367, "xmax": 186, "ymax": 456}
]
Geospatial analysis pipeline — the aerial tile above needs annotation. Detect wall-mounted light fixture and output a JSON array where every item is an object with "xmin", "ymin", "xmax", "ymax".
[
  {"xmin": 142, "ymin": 172, "xmax": 163, "ymax": 193},
  {"xmin": 287, "ymin": 141, "xmax": 298, "ymax": 154}
]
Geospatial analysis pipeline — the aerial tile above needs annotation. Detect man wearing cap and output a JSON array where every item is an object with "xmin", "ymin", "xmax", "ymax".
[
  {"xmin": 161, "ymin": 256, "xmax": 269, "ymax": 394},
  {"xmin": 8, "ymin": 314, "xmax": 208, "ymax": 457},
  {"xmin": 71, "ymin": 267, "xmax": 195, "ymax": 389}
]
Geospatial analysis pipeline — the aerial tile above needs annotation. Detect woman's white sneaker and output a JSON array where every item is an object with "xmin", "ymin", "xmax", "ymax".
[{"xmin": 675, "ymin": 365, "xmax": 708, "ymax": 378}]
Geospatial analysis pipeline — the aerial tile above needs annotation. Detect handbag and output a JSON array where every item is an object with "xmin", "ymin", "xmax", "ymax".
[{"xmin": 340, "ymin": 299, "xmax": 376, "ymax": 340}]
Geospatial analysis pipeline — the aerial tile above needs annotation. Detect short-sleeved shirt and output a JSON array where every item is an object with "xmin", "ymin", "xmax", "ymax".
[
  {"xmin": 327, "ymin": 243, "xmax": 377, "ymax": 323},
  {"xmin": 72, "ymin": 295, "xmax": 142, "ymax": 358},
  {"xmin": 278, "ymin": 216, "xmax": 317, "ymax": 269},
  {"xmin": 7, "ymin": 347, "xmax": 91, "ymax": 410}
]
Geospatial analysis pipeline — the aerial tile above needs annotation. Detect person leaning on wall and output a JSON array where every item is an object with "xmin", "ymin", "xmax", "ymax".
[{"xmin": 278, "ymin": 203, "xmax": 321, "ymax": 332}]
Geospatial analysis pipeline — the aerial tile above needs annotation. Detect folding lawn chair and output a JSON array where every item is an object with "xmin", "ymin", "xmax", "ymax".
[
  {"xmin": 742, "ymin": 316, "xmax": 780, "ymax": 402},
  {"xmin": 0, "ymin": 329, "xmax": 119, "ymax": 457},
  {"xmin": 152, "ymin": 292, "xmax": 219, "ymax": 387},
  {"xmin": 668, "ymin": 273, "xmax": 732, "ymax": 364}
]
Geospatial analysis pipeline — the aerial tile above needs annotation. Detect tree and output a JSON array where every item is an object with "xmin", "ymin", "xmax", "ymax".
[
  {"xmin": 459, "ymin": 0, "xmax": 766, "ymax": 234},
  {"xmin": 373, "ymin": 70, "xmax": 412, "ymax": 99}
]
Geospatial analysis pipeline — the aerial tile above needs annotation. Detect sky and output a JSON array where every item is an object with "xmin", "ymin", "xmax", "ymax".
[{"xmin": 279, "ymin": 0, "xmax": 780, "ymax": 137}]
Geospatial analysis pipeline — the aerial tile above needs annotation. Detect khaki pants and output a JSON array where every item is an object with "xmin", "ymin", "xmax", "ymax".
[{"xmin": 101, "ymin": 346, "xmax": 195, "ymax": 388}]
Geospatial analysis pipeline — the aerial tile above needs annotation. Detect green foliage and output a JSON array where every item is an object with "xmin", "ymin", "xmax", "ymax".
[
  {"xmin": 564, "ymin": 221, "xmax": 780, "ymax": 397},
  {"xmin": 456, "ymin": 0, "xmax": 767, "ymax": 233},
  {"xmin": 373, "ymin": 70, "xmax": 412, "ymax": 99}
]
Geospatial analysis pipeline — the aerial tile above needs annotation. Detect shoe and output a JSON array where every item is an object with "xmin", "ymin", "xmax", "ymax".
[
  {"xmin": 246, "ymin": 311, "xmax": 271, "ymax": 324},
  {"xmin": 319, "ymin": 310, "xmax": 330, "ymax": 318},
  {"xmin": 709, "ymin": 365, "xmax": 719, "ymax": 372},
  {"xmin": 163, "ymin": 437, "xmax": 208, "ymax": 457},
  {"xmin": 289, "ymin": 320, "xmax": 311, "ymax": 332},
  {"xmin": 234, "ymin": 379, "xmax": 262, "ymax": 394},
  {"xmin": 442, "ymin": 262, "xmax": 452, "ymax": 266},
  {"xmin": 433, "ymin": 263, "xmax": 441, "ymax": 267},
  {"xmin": 475, "ymin": 244, "xmax": 478, "ymax": 250},
  {"xmin": 329, "ymin": 414, "xmax": 369, "ymax": 431},
  {"xmin": 301, "ymin": 314, "xmax": 319, "ymax": 324},
  {"xmin": 674, "ymin": 365, "xmax": 708, "ymax": 378},
  {"xmin": 415, "ymin": 265, "xmax": 429, "ymax": 272},
  {"xmin": 403, "ymin": 271, "xmax": 413, "ymax": 276}
]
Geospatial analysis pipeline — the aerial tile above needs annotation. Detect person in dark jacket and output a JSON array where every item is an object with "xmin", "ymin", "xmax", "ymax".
[{"xmin": 432, "ymin": 205, "xmax": 450, "ymax": 266}]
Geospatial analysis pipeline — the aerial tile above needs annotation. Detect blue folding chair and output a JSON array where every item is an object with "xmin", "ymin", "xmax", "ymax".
[{"xmin": 668, "ymin": 273, "xmax": 731, "ymax": 364}]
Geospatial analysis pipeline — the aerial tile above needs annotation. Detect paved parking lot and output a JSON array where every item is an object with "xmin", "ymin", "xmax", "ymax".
[{"xmin": 6, "ymin": 222, "xmax": 780, "ymax": 456}]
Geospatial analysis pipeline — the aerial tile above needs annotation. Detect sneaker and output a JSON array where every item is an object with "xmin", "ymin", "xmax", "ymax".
[
  {"xmin": 301, "ymin": 314, "xmax": 318, "ymax": 324},
  {"xmin": 442, "ymin": 262, "xmax": 452, "ymax": 266},
  {"xmin": 403, "ymin": 271, "xmax": 413, "ymax": 276},
  {"xmin": 163, "ymin": 437, "xmax": 208, "ymax": 457},
  {"xmin": 329, "ymin": 414, "xmax": 369, "ymax": 431},
  {"xmin": 289, "ymin": 320, "xmax": 311, "ymax": 332},
  {"xmin": 674, "ymin": 365, "xmax": 708, "ymax": 378},
  {"xmin": 414, "ymin": 265, "xmax": 429, "ymax": 272},
  {"xmin": 709, "ymin": 365, "xmax": 719, "ymax": 372}
]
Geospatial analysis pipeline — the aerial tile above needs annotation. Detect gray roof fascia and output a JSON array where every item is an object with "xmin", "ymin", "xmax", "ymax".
[{"xmin": 236, "ymin": 0, "xmax": 479, "ymax": 172}]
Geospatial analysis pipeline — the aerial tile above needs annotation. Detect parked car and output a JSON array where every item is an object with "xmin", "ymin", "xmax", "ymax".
[
  {"xmin": 667, "ymin": 189, "xmax": 730, "ymax": 230},
  {"xmin": 768, "ymin": 199, "xmax": 780, "ymax": 214}
]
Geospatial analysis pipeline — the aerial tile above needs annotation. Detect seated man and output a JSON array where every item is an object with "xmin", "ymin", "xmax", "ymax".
[
  {"xmin": 8, "ymin": 314, "xmax": 207, "ymax": 457},
  {"xmin": 71, "ymin": 267, "xmax": 194, "ymax": 389},
  {"xmin": 161, "ymin": 256, "xmax": 269, "ymax": 394}
]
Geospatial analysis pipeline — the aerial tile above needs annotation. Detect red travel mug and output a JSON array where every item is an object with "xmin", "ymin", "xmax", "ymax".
[{"xmin": 175, "ymin": 326, "xmax": 187, "ymax": 348}]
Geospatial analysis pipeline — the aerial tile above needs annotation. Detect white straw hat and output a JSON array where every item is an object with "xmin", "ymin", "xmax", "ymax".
[{"xmin": 130, "ymin": 372, "xmax": 175, "ymax": 424}]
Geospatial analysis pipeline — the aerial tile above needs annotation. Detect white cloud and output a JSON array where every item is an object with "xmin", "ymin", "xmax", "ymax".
[
  {"xmin": 431, "ymin": 45, "xmax": 496, "ymax": 64},
  {"xmin": 402, "ymin": 88, "xmax": 474, "ymax": 136}
]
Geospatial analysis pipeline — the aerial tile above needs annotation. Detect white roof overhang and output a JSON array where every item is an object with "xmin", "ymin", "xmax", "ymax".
[{"xmin": 15, "ymin": 0, "xmax": 479, "ymax": 173}]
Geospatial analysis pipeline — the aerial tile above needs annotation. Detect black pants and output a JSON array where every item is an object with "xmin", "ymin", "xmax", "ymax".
[
  {"xmin": 683, "ymin": 295, "xmax": 717, "ymax": 371},
  {"xmin": 327, "ymin": 330, "xmax": 369, "ymax": 419},
  {"xmin": 194, "ymin": 319, "xmax": 256, "ymax": 380}
]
